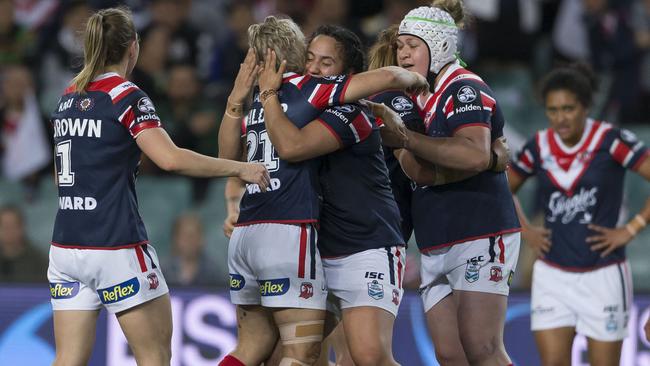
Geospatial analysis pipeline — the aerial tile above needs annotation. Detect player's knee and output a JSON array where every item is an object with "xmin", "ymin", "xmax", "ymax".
[
  {"xmin": 53, "ymin": 352, "xmax": 90, "ymax": 366},
  {"xmin": 349, "ymin": 343, "xmax": 394, "ymax": 366},
  {"xmin": 434, "ymin": 345, "xmax": 468, "ymax": 365},
  {"xmin": 460, "ymin": 333, "xmax": 500, "ymax": 363},
  {"xmin": 282, "ymin": 342, "xmax": 322, "ymax": 365},
  {"xmin": 278, "ymin": 320, "xmax": 325, "ymax": 364}
]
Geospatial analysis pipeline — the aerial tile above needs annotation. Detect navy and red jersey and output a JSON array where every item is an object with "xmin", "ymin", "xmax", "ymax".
[
  {"xmin": 511, "ymin": 119, "xmax": 649, "ymax": 270},
  {"xmin": 411, "ymin": 64, "xmax": 521, "ymax": 252},
  {"xmin": 51, "ymin": 72, "xmax": 162, "ymax": 249},
  {"xmin": 368, "ymin": 90, "xmax": 425, "ymax": 242},
  {"xmin": 315, "ymin": 104, "xmax": 404, "ymax": 257},
  {"xmin": 236, "ymin": 72, "xmax": 352, "ymax": 225}
]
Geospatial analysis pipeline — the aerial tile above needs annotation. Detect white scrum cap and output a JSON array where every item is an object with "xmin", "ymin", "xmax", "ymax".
[{"xmin": 398, "ymin": 6, "xmax": 458, "ymax": 74}]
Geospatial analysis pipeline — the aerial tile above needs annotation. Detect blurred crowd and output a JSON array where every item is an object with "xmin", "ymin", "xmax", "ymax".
[{"xmin": 0, "ymin": 0, "xmax": 649, "ymax": 287}]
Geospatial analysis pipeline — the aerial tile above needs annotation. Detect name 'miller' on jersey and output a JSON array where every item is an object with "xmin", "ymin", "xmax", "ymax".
[
  {"xmin": 410, "ymin": 64, "xmax": 520, "ymax": 252},
  {"xmin": 51, "ymin": 72, "xmax": 162, "ymax": 249},
  {"xmin": 511, "ymin": 119, "xmax": 650, "ymax": 270},
  {"xmin": 235, "ymin": 72, "xmax": 352, "ymax": 226}
]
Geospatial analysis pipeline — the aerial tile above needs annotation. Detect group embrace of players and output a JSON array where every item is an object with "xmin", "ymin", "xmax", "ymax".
[{"xmin": 46, "ymin": 1, "xmax": 650, "ymax": 366}]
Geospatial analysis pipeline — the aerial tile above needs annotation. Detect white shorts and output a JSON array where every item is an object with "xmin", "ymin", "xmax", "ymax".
[
  {"xmin": 228, "ymin": 223, "xmax": 328, "ymax": 310},
  {"xmin": 531, "ymin": 259, "xmax": 632, "ymax": 341},
  {"xmin": 47, "ymin": 244, "xmax": 169, "ymax": 314},
  {"xmin": 419, "ymin": 232, "xmax": 520, "ymax": 312},
  {"xmin": 323, "ymin": 246, "xmax": 406, "ymax": 317}
]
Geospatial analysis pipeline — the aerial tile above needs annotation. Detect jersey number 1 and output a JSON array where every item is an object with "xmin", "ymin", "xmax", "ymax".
[{"xmin": 56, "ymin": 140, "xmax": 75, "ymax": 186}]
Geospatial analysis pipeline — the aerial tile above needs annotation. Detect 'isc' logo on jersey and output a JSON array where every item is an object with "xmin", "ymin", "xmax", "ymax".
[
  {"xmin": 97, "ymin": 277, "xmax": 140, "ymax": 304},
  {"xmin": 258, "ymin": 278, "xmax": 289, "ymax": 296},
  {"xmin": 229, "ymin": 274, "xmax": 245, "ymax": 291},
  {"xmin": 50, "ymin": 282, "xmax": 80, "ymax": 299}
]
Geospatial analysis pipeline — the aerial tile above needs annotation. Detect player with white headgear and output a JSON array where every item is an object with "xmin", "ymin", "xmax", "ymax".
[{"xmin": 389, "ymin": 1, "xmax": 521, "ymax": 364}]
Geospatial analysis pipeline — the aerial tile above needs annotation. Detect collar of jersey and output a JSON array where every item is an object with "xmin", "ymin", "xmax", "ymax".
[
  {"xmin": 93, "ymin": 72, "xmax": 121, "ymax": 81},
  {"xmin": 551, "ymin": 118, "xmax": 594, "ymax": 155}
]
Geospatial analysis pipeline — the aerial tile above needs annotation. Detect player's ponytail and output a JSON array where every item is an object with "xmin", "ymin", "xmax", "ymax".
[
  {"xmin": 431, "ymin": 0, "xmax": 468, "ymax": 29},
  {"xmin": 368, "ymin": 24, "xmax": 399, "ymax": 70},
  {"xmin": 71, "ymin": 7, "xmax": 136, "ymax": 93},
  {"xmin": 540, "ymin": 62, "xmax": 598, "ymax": 108}
]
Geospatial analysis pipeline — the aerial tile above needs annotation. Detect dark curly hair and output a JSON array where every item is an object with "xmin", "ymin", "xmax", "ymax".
[
  {"xmin": 540, "ymin": 63, "xmax": 598, "ymax": 108},
  {"xmin": 308, "ymin": 24, "xmax": 365, "ymax": 74}
]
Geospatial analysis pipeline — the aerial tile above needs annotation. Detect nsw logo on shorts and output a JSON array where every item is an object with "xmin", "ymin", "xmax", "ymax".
[
  {"xmin": 259, "ymin": 278, "xmax": 289, "ymax": 296},
  {"xmin": 367, "ymin": 280, "xmax": 384, "ymax": 300},
  {"xmin": 97, "ymin": 277, "xmax": 140, "ymax": 304},
  {"xmin": 50, "ymin": 282, "xmax": 79, "ymax": 299},
  {"xmin": 230, "ymin": 274, "xmax": 245, "ymax": 291}
]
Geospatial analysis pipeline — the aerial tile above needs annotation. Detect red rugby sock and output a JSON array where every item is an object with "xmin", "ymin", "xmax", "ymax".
[{"xmin": 219, "ymin": 355, "xmax": 246, "ymax": 366}]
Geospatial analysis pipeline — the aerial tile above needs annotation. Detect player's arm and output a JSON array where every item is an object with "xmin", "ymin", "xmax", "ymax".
[
  {"xmin": 223, "ymin": 177, "xmax": 245, "ymax": 238},
  {"xmin": 342, "ymin": 66, "xmax": 429, "ymax": 103},
  {"xmin": 404, "ymin": 126, "xmax": 492, "ymax": 172},
  {"xmin": 218, "ymin": 49, "xmax": 259, "ymax": 160},
  {"xmin": 136, "ymin": 128, "xmax": 270, "ymax": 189},
  {"xmin": 587, "ymin": 156, "xmax": 650, "ymax": 256}
]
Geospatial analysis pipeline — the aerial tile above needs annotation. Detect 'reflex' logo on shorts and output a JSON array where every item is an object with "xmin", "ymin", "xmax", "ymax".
[
  {"xmin": 258, "ymin": 278, "xmax": 289, "ymax": 296},
  {"xmin": 97, "ymin": 277, "xmax": 140, "ymax": 304},
  {"xmin": 50, "ymin": 282, "xmax": 79, "ymax": 299},
  {"xmin": 229, "ymin": 274, "xmax": 245, "ymax": 291}
]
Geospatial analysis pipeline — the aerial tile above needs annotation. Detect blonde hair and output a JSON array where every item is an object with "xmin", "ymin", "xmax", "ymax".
[
  {"xmin": 367, "ymin": 24, "xmax": 399, "ymax": 70},
  {"xmin": 71, "ymin": 7, "xmax": 136, "ymax": 93},
  {"xmin": 431, "ymin": 0, "xmax": 467, "ymax": 28},
  {"xmin": 248, "ymin": 16, "xmax": 306, "ymax": 74}
]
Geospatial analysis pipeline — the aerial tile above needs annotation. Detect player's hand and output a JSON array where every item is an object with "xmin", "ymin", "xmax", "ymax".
[
  {"xmin": 258, "ymin": 48, "xmax": 286, "ymax": 92},
  {"xmin": 587, "ymin": 224, "xmax": 634, "ymax": 257},
  {"xmin": 223, "ymin": 212, "xmax": 239, "ymax": 238},
  {"xmin": 522, "ymin": 224, "xmax": 551, "ymax": 258},
  {"xmin": 237, "ymin": 162, "xmax": 271, "ymax": 191},
  {"xmin": 229, "ymin": 48, "xmax": 260, "ymax": 104},
  {"xmin": 405, "ymin": 71, "xmax": 429, "ymax": 96},
  {"xmin": 491, "ymin": 136, "xmax": 511, "ymax": 172}
]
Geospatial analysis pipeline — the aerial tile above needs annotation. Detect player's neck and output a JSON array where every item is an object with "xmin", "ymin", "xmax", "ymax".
[{"xmin": 104, "ymin": 63, "xmax": 128, "ymax": 79}]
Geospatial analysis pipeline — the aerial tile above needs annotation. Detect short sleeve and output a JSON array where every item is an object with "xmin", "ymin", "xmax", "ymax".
[
  {"xmin": 607, "ymin": 128, "xmax": 650, "ymax": 170},
  {"xmin": 441, "ymin": 82, "xmax": 494, "ymax": 134},
  {"xmin": 510, "ymin": 137, "xmax": 539, "ymax": 178},
  {"xmin": 317, "ymin": 105, "xmax": 375, "ymax": 148},
  {"xmin": 116, "ymin": 89, "xmax": 162, "ymax": 138},
  {"xmin": 292, "ymin": 74, "xmax": 352, "ymax": 110}
]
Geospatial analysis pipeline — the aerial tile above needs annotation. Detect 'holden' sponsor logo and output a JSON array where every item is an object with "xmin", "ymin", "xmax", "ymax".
[
  {"xmin": 455, "ymin": 104, "xmax": 482, "ymax": 114},
  {"xmin": 50, "ymin": 282, "xmax": 79, "ymax": 299},
  {"xmin": 229, "ymin": 274, "xmax": 245, "ymax": 291},
  {"xmin": 547, "ymin": 187, "xmax": 598, "ymax": 224},
  {"xmin": 259, "ymin": 278, "xmax": 289, "ymax": 296},
  {"xmin": 97, "ymin": 277, "xmax": 140, "ymax": 304},
  {"xmin": 136, "ymin": 113, "xmax": 159, "ymax": 123}
]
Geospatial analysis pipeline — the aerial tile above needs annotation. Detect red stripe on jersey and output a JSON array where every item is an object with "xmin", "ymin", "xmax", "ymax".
[
  {"xmin": 421, "ymin": 68, "xmax": 476, "ymax": 128},
  {"xmin": 480, "ymin": 91, "xmax": 496, "ymax": 111},
  {"xmin": 241, "ymin": 117, "xmax": 247, "ymax": 136},
  {"xmin": 134, "ymin": 245, "xmax": 148, "ymax": 272},
  {"xmin": 498, "ymin": 236, "xmax": 505, "ymax": 264},
  {"xmin": 87, "ymin": 76, "xmax": 124, "ymax": 94},
  {"xmin": 632, "ymin": 150, "xmax": 650, "ymax": 171},
  {"xmin": 443, "ymin": 95, "xmax": 454, "ymax": 116},
  {"xmin": 351, "ymin": 112, "xmax": 373, "ymax": 142},
  {"xmin": 548, "ymin": 121, "xmax": 600, "ymax": 171},
  {"xmin": 298, "ymin": 224, "xmax": 307, "ymax": 278},
  {"xmin": 297, "ymin": 74, "xmax": 312, "ymax": 90},
  {"xmin": 131, "ymin": 120, "xmax": 161, "ymax": 137},
  {"xmin": 395, "ymin": 248, "xmax": 403, "ymax": 288},
  {"xmin": 520, "ymin": 149, "xmax": 534, "ymax": 170},
  {"xmin": 375, "ymin": 117, "xmax": 384, "ymax": 127},
  {"xmin": 316, "ymin": 119, "xmax": 344, "ymax": 147},
  {"xmin": 283, "ymin": 74, "xmax": 301, "ymax": 83},
  {"xmin": 112, "ymin": 87, "xmax": 138, "ymax": 104},
  {"xmin": 121, "ymin": 108, "xmax": 135, "ymax": 129},
  {"xmin": 311, "ymin": 84, "xmax": 335, "ymax": 109},
  {"xmin": 610, "ymin": 139, "xmax": 632, "ymax": 166},
  {"xmin": 64, "ymin": 84, "xmax": 76, "ymax": 95},
  {"xmin": 452, "ymin": 122, "xmax": 490, "ymax": 135}
]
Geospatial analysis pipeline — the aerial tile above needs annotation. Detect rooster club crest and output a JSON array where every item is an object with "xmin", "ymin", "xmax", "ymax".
[
  {"xmin": 147, "ymin": 273, "xmax": 159, "ymax": 290},
  {"xmin": 76, "ymin": 97, "xmax": 95, "ymax": 112},
  {"xmin": 392, "ymin": 289, "xmax": 400, "ymax": 305},
  {"xmin": 299, "ymin": 282, "xmax": 313, "ymax": 299},
  {"xmin": 489, "ymin": 266, "xmax": 503, "ymax": 282}
]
